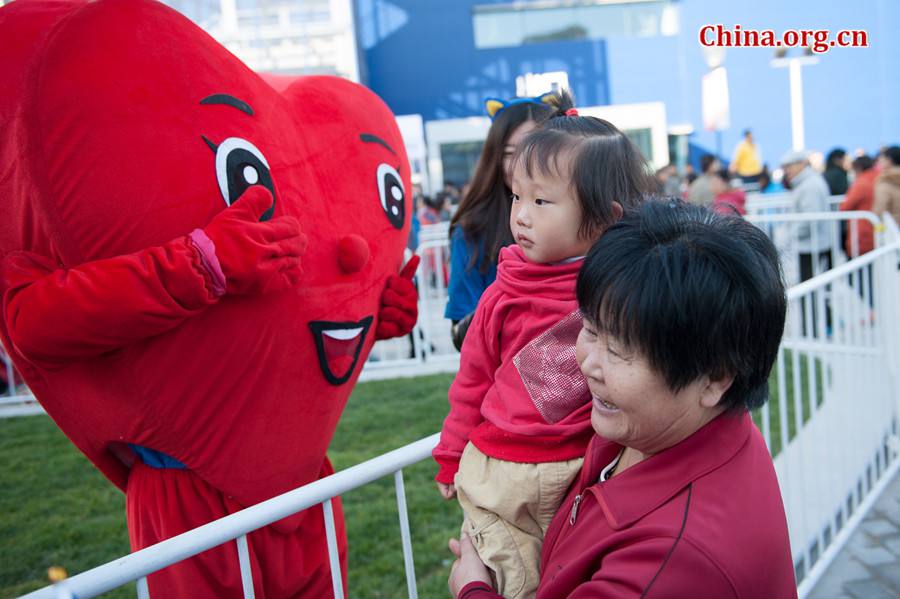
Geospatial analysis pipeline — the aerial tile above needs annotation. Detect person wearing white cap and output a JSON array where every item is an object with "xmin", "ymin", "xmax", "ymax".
[
  {"xmin": 781, "ymin": 149, "xmax": 833, "ymax": 282},
  {"xmin": 781, "ymin": 149, "xmax": 833, "ymax": 338}
]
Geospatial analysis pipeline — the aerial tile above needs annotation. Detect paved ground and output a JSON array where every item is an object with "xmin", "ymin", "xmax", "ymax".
[{"xmin": 808, "ymin": 469, "xmax": 900, "ymax": 598}]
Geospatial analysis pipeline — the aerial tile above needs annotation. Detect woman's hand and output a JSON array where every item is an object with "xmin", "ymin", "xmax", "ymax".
[
  {"xmin": 448, "ymin": 533, "xmax": 492, "ymax": 597},
  {"xmin": 437, "ymin": 481, "xmax": 457, "ymax": 499}
]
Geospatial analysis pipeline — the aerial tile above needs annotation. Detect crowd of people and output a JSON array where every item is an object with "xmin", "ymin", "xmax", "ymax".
[{"xmin": 660, "ymin": 136, "xmax": 900, "ymax": 264}]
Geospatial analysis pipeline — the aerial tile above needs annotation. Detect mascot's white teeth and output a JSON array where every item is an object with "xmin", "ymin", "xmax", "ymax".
[{"xmin": 323, "ymin": 327, "xmax": 363, "ymax": 341}]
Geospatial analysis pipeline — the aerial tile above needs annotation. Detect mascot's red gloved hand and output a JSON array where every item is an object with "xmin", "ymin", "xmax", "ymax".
[
  {"xmin": 375, "ymin": 255, "xmax": 420, "ymax": 340},
  {"xmin": 200, "ymin": 187, "xmax": 307, "ymax": 295}
]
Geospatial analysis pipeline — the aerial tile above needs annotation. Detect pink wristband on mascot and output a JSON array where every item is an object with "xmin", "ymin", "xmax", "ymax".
[{"xmin": 189, "ymin": 229, "xmax": 226, "ymax": 298}]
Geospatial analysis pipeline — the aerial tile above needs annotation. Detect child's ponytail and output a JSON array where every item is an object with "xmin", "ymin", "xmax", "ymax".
[{"xmin": 541, "ymin": 88, "xmax": 576, "ymax": 118}]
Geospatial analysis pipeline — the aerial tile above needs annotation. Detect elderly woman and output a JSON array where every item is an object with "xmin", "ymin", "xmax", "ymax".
[{"xmin": 449, "ymin": 200, "xmax": 797, "ymax": 598}]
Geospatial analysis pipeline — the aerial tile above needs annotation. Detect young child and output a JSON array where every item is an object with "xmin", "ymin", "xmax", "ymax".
[{"xmin": 433, "ymin": 109, "xmax": 655, "ymax": 598}]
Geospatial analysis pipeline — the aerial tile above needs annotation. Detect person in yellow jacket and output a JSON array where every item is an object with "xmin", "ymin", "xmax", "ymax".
[{"xmin": 730, "ymin": 129, "xmax": 762, "ymax": 183}]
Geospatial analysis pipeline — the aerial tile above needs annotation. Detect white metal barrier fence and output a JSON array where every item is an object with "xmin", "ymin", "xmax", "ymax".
[
  {"xmin": 20, "ymin": 215, "xmax": 900, "ymax": 599},
  {"xmin": 746, "ymin": 210, "xmax": 880, "ymax": 284},
  {"xmin": 23, "ymin": 435, "xmax": 441, "ymax": 599},
  {"xmin": 762, "ymin": 235, "xmax": 900, "ymax": 595},
  {"xmin": 745, "ymin": 193, "xmax": 846, "ymax": 218},
  {"xmin": 0, "ymin": 344, "xmax": 39, "ymax": 415}
]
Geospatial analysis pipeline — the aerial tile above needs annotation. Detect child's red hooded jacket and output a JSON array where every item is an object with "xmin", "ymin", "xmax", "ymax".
[{"xmin": 434, "ymin": 245, "xmax": 593, "ymax": 484}]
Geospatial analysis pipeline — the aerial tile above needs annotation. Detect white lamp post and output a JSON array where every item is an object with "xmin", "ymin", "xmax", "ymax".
[
  {"xmin": 770, "ymin": 52, "xmax": 819, "ymax": 151},
  {"xmin": 700, "ymin": 46, "xmax": 729, "ymax": 158}
]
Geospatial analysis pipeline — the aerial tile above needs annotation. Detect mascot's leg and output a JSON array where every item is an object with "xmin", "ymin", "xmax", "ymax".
[
  {"xmin": 126, "ymin": 461, "xmax": 246, "ymax": 597},
  {"xmin": 250, "ymin": 458, "xmax": 348, "ymax": 598},
  {"xmin": 126, "ymin": 460, "xmax": 347, "ymax": 598}
]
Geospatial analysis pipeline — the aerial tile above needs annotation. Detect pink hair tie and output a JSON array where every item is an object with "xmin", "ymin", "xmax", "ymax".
[{"xmin": 565, "ymin": 108, "xmax": 579, "ymax": 116}]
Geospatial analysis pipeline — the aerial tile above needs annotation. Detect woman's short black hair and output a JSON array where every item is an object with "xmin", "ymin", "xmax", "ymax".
[
  {"xmin": 576, "ymin": 199, "xmax": 787, "ymax": 412},
  {"xmin": 513, "ymin": 116, "xmax": 655, "ymax": 240}
]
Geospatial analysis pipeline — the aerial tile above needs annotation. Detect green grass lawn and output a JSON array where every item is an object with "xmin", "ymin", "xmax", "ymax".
[
  {"xmin": 1, "ymin": 353, "xmax": 828, "ymax": 599},
  {"xmin": 0, "ymin": 373, "xmax": 459, "ymax": 598}
]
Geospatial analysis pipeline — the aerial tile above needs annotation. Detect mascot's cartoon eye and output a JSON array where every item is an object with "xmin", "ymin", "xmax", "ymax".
[
  {"xmin": 377, "ymin": 163, "xmax": 405, "ymax": 229},
  {"xmin": 213, "ymin": 137, "xmax": 276, "ymax": 221}
]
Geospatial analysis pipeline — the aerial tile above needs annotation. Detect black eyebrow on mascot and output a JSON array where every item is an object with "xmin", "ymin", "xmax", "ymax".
[{"xmin": 0, "ymin": 0, "xmax": 419, "ymax": 595}]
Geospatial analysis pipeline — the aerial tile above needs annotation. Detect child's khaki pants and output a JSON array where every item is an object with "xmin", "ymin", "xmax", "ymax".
[{"xmin": 455, "ymin": 442, "xmax": 583, "ymax": 599}]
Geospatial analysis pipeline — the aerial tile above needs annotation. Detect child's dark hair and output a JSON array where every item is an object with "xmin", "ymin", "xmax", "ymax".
[
  {"xmin": 576, "ymin": 199, "xmax": 787, "ymax": 412},
  {"xmin": 513, "ymin": 115, "xmax": 655, "ymax": 240},
  {"xmin": 451, "ymin": 89, "xmax": 575, "ymax": 272}
]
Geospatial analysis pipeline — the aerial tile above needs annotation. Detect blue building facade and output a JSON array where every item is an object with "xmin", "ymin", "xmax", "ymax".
[
  {"xmin": 356, "ymin": 0, "xmax": 900, "ymax": 167},
  {"xmin": 355, "ymin": 0, "xmax": 611, "ymax": 120}
]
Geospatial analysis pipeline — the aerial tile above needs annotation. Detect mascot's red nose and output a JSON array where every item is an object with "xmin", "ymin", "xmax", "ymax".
[{"xmin": 337, "ymin": 234, "xmax": 370, "ymax": 274}]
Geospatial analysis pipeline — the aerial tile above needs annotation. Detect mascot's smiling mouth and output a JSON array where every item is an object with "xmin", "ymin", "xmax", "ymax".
[{"xmin": 309, "ymin": 316, "xmax": 374, "ymax": 385}]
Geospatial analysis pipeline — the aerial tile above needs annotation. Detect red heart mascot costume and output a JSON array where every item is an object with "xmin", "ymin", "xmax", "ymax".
[{"xmin": 0, "ymin": 0, "xmax": 419, "ymax": 596}]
